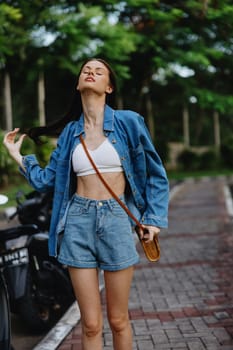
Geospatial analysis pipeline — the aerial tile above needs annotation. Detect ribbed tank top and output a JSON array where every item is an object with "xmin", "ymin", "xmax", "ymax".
[{"xmin": 72, "ymin": 138, "xmax": 123, "ymax": 176}]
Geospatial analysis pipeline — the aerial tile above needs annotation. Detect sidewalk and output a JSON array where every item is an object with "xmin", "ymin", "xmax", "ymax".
[{"xmin": 42, "ymin": 177, "xmax": 233, "ymax": 349}]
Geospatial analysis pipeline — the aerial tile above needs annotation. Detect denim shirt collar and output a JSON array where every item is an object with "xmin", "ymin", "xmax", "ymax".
[{"xmin": 73, "ymin": 104, "xmax": 115, "ymax": 137}]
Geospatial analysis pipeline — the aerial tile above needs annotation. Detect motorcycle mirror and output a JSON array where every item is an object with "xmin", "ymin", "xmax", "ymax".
[{"xmin": 0, "ymin": 194, "xmax": 8, "ymax": 205}]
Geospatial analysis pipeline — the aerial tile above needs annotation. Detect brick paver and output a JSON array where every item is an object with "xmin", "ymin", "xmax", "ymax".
[{"xmin": 58, "ymin": 177, "xmax": 233, "ymax": 350}]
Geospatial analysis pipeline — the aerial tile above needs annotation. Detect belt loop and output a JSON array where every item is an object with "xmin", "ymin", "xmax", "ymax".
[
  {"xmin": 107, "ymin": 199, "xmax": 113, "ymax": 211},
  {"xmin": 85, "ymin": 198, "xmax": 91, "ymax": 210}
]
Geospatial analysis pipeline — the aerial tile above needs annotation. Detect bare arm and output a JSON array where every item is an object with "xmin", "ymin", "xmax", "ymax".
[{"xmin": 3, "ymin": 128, "xmax": 27, "ymax": 171}]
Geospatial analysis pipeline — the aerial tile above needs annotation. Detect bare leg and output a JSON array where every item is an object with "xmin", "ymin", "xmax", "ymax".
[
  {"xmin": 68, "ymin": 267, "xmax": 103, "ymax": 350},
  {"xmin": 104, "ymin": 266, "xmax": 134, "ymax": 350}
]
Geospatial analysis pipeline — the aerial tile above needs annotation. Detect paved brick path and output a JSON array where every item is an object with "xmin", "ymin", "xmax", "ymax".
[{"xmin": 58, "ymin": 177, "xmax": 233, "ymax": 350}]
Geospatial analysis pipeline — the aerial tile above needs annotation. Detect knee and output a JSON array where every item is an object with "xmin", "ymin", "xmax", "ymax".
[
  {"xmin": 108, "ymin": 314, "xmax": 129, "ymax": 334},
  {"xmin": 82, "ymin": 319, "xmax": 102, "ymax": 339}
]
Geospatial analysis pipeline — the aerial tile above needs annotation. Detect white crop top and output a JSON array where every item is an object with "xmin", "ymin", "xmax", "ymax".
[{"xmin": 72, "ymin": 138, "xmax": 123, "ymax": 176}]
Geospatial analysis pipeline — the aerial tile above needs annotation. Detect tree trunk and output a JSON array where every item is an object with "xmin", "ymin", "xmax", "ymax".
[
  {"xmin": 3, "ymin": 71, "xmax": 13, "ymax": 130},
  {"xmin": 38, "ymin": 71, "xmax": 46, "ymax": 126},
  {"xmin": 183, "ymin": 105, "xmax": 190, "ymax": 148},
  {"xmin": 145, "ymin": 94, "xmax": 155, "ymax": 142},
  {"xmin": 213, "ymin": 110, "xmax": 220, "ymax": 155}
]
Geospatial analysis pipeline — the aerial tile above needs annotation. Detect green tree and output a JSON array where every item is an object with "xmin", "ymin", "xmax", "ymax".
[
  {"xmin": 0, "ymin": 3, "xmax": 25, "ymax": 130},
  {"xmin": 1, "ymin": 1, "xmax": 138, "ymax": 129},
  {"xmin": 1, "ymin": 0, "xmax": 232, "ymax": 167}
]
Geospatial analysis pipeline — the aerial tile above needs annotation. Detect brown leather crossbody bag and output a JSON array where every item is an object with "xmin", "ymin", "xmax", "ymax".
[{"xmin": 79, "ymin": 135, "xmax": 160, "ymax": 262}]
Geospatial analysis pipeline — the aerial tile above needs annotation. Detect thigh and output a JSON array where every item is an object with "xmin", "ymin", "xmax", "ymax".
[
  {"xmin": 104, "ymin": 267, "xmax": 134, "ymax": 318},
  {"xmin": 68, "ymin": 267, "xmax": 102, "ymax": 324}
]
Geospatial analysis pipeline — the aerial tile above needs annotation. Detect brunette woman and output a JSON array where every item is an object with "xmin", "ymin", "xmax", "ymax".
[{"xmin": 3, "ymin": 58, "xmax": 169, "ymax": 350}]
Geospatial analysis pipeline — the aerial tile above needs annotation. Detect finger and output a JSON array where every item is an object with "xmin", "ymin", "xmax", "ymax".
[
  {"xmin": 135, "ymin": 226, "xmax": 144, "ymax": 240},
  {"xmin": 4, "ymin": 128, "xmax": 19, "ymax": 142},
  {"xmin": 142, "ymin": 228, "xmax": 150, "ymax": 241},
  {"xmin": 17, "ymin": 133, "xmax": 27, "ymax": 146},
  {"xmin": 143, "ymin": 234, "xmax": 151, "ymax": 243}
]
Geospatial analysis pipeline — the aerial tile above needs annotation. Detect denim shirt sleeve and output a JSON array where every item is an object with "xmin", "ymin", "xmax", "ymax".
[
  {"xmin": 19, "ymin": 153, "xmax": 56, "ymax": 192},
  {"xmin": 137, "ymin": 117, "xmax": 169, "ymax": 228},
  {"xmin": 19, "ymin": 136, "xmax": 63, "ymax": 192}
]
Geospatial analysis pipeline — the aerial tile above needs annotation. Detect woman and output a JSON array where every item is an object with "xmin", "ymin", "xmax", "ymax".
[{"xmin": 3, "ymin": 58, "xmax": 169, "ymax": 349}]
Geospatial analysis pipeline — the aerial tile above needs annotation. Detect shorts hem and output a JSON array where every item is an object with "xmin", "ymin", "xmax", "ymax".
[
  {"xmin": 100, "ymin": 256, "xmax": 140, "ymax": 271},
  {"xmin": 58, "ymin": 256, "xmax": 98, "ymax": 269},
  {"xmin": 58, "ymin": 255, "xmax": 139, "ymax": 271}
]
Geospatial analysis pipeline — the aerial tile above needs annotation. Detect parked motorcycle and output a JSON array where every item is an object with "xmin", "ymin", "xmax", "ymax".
[
  {"xmin": 0, "ymin": 194, "xmax": 12, "ymax": 350},
  {"xmin": 0, "ymin": 190, "xmax": 75, "ymax": 333},
  {"xmin": 10, "ymin": 190, "xmax": 53, "ymax": 231}
]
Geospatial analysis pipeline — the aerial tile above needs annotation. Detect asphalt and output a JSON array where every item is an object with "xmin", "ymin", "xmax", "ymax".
[{"xmin": 23, "ymin": 176, "xmax": 233, "ymax": 349}]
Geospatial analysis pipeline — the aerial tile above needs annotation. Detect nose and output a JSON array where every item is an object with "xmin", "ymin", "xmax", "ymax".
[{"xmin": 87, "ymin": 70, "xmax": 94, "ymax": 75}]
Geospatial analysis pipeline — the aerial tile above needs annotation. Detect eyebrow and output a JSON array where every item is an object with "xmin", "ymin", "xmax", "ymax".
[{"xmin": 83, "ymin": 65, "xmax": 106, "ymax": 71}]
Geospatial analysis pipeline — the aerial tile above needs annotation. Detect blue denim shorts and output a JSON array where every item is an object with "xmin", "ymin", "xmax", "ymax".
[{"xmin": 58, "ymin": 194, "xmax": 139, "ymax": 271}]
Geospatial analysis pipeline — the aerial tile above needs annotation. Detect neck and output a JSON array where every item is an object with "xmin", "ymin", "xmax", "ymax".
[{"xmin": 81, "ymin": 92, "xmax": 106, "ymax": 127}]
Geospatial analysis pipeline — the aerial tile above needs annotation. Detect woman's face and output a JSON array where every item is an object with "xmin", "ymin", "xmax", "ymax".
[{"xmin": 77, "ymin": 60, "xmax": 113, "ymax": 96}]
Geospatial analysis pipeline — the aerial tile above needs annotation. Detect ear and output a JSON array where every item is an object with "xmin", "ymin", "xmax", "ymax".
[{"xmin": 106, "ymin": 85, "xmax": 113, "ymax": 94}]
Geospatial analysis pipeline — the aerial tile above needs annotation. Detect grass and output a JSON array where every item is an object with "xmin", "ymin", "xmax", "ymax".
[{"xmin": 0, "ymin": 177, "xmax": 32, "ymax": 208}]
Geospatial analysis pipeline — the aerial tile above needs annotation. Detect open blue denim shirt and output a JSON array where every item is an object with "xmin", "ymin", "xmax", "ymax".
[{"xmin": 20, "ymin": 105, "xmax": 169, "ymax": 257}]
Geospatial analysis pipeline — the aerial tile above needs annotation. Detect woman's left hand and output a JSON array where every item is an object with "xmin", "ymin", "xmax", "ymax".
[{"xmin": 138, "ymin": 225, "xmax": 160, "ymax": 243}]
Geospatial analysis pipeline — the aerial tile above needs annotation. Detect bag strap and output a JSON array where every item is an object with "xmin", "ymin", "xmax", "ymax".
[{"xmin": 79, "ymin": 134, "xmax": 142, "ymax": 229}]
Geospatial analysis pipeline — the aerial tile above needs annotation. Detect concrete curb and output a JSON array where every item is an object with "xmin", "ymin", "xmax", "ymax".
[
  {"xmin": 223, "ymin": 184, "xmax": 233, "ymax": 217},
  {"xmin": 33, "ymin": 272, "xmax": 105, "ymax": 350}
]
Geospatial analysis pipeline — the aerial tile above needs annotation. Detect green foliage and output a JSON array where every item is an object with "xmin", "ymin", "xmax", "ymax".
[
  {"xmin": 177, "ymin": 149, "xmax": 200, "ymax": 171},
  {"xmin": 194, "ymin": 89, "xmax": 233, "ymax": 114},
  {"xmin": 199, "ymin": 150, "xmax": 220, "ymax": 170},
  {"xmin": 34, "ymin": 138, "xmax": 56, "ymax": 167},
  {"xmin": 0, "ymin": 130, "xmax": 55, "ymax": 186},
  {"xmin": 0, "ymin": 0, "xmax": 232, "ymax": 153},
  {"xmin": 221, "ymin": 136, "xmax": 233, "ymax": 168},
  {"xmin": 177, "ymin": 148, "xmax": 222, "ymax": 171},
  {"xmin": 20, "ymin": 135, "xmax": 55, "ymax": 167},
  {"xmin": 0, "ymin": 179, "xmax": 32, "ymax": 208},
  {"xmin": 0, "ymin": 4, "xmax": 23, "ymax": 64}
]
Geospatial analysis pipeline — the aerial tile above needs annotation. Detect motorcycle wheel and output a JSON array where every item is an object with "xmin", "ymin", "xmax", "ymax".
[
  {"xmin": 17, "ymin": 269, "xmax": 54, "ymax": 333},
  {"xmin": 0, "ymin": 273, "xmax": 11, "ymax": 350}
]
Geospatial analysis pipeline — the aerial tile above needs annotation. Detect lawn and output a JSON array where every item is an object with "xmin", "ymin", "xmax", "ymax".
[{"xmin": 0, "ymin": 178, "xmax": 32, "ymax": 209}]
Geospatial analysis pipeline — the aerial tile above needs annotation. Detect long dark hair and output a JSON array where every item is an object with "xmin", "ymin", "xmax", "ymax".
[{"xmin": 27, "ymin": 58, "xmax": 117, "ymax": 144}]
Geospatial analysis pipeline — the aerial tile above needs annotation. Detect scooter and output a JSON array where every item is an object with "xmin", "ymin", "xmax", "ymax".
[
  {"xmin": 10, "ymin": 190, "xmax": 53, "ymax": 231},
  {"xmin": 0, "ymin": 191, "xmax": 75, "ymax": 333},
  {"xmin": 0, "ymin": 194, "xmax": 12, "ymax": 350}
]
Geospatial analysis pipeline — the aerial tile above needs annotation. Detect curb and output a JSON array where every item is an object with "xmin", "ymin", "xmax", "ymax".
[{"xmin": 33, "ymin": 272, "xmax": 105, "ymax": 350}]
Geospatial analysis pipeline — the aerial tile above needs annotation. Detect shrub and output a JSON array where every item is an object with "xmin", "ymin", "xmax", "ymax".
[
  {"xmin": 198, "ymin": 149, "xmax": 220, "ymax": 170},
  {"xmin": 176, "ymin": 149, "xmax": 200, "ymax": 171},
  {"xmin": 221, "ymin": 137, "xmax": 233, "ymax": 168}
]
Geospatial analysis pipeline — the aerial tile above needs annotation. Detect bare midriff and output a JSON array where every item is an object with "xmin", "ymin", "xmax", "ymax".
[{"xmin": 76, "ymin": 171, "xmax": 126, "ymax": 200}]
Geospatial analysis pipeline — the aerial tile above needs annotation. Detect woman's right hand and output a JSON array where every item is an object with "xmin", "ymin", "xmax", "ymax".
[{"xmin": 3, "ymin": 128, "xmax": 26, "ymax": 168}]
